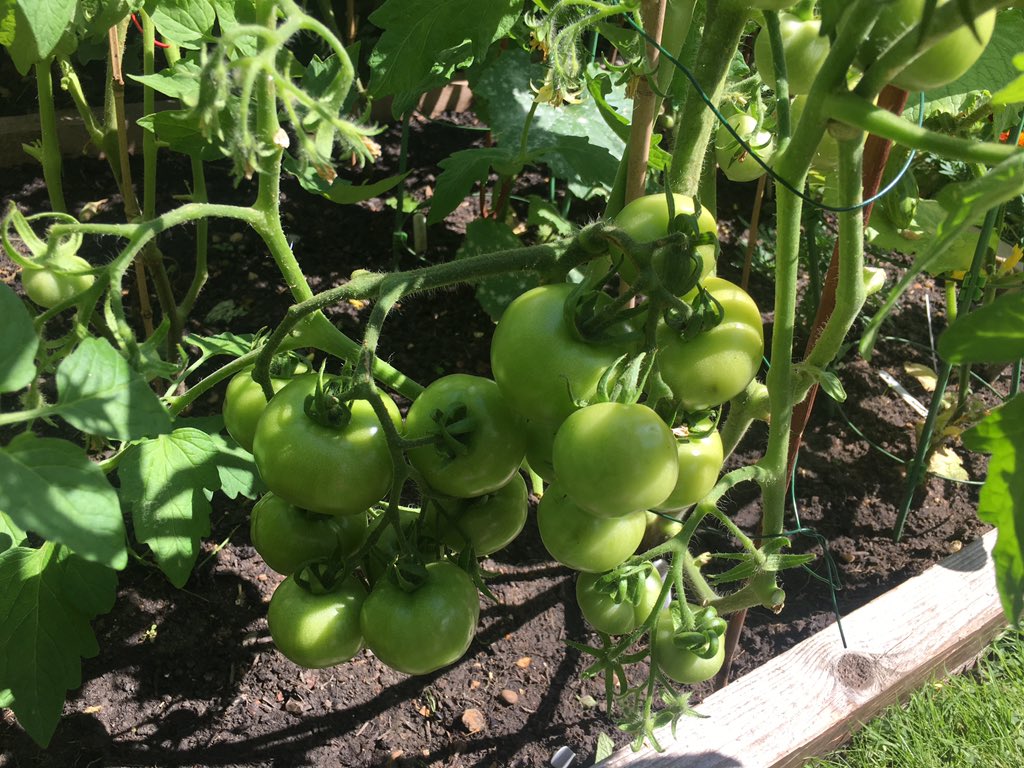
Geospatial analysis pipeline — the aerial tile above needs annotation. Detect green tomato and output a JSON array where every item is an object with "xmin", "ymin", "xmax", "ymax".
[
  {"xmin": 406, "ymin": 374, "xmax": 525, "ymax": 498},
  {"xmin": 576, "ymin": 567, "xmax": 663, "ymax": 635},
  {"xmin": 859, "ymin": 0, "xmax": 996, "ymax": 92},
  {"xmin": 21, "ymin": 254, "xmax": 95, "ymax": 308},
  {"xmin": 253, "ymin": 375, "xmax": 402, "ymax": 516},
  {"xmin": 491, "ymin": 284, "xmax": 631, "ymax": 425},
  {"xmin": 754, "ymin": 14, "xmax": 830, "ymax": 96},
  {"xmin": 657, "ymin": 276, "xmax": 764, "ymax": 411},
  {"xmin": 428, "ymin": 473, "xmax": 528, "ymax": 556},
  {"xmin": 537, "ymin": 486, "xmax": 647, "ymax": 573},
  {"xmin": 655, "ymin": 430, "xmax": 725, "ymax": 512},
  {"xmin": 611, "ymin": 193, "xmax": 718, "ymax": 286},
  {"xmin": 715, "ymin": 114, "xmax": 775, "ymax": 183},
  {"xmin": 789, "ymin": 95, "xmax": 840, "ymax": 172},
  {"xmin": 553, "ymin": 402, "xmax": 678, "ymax": 518},
  {"xmin": 250, "ymin": 493, "xmax": 369, "ymax": 576},
  {"xmin": 224, "ymin": 365, "xmax": 307, "ymax": 453},
  {"xmin": 653, "ymin": 608, "xmax": 726, "ymax": 684},
  {"xmin": 267, "ymin": 574, "xmax": 367, "ymax": 668},
  {"xmin": 523, "ymin": 416, "xmax": 560, "ymax": 484},
  {"xmin": 360, "ymin": 560, "xmax": 480, "ymax": 675}
]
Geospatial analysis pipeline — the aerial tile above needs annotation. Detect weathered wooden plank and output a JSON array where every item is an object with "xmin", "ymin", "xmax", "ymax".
[{"xmin": 595, "ymin": 529, "xmax": 1005, "ymax": 767}]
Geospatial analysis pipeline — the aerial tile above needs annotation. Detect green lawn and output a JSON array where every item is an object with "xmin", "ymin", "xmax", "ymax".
[{"xmin": 807, "ymin": 629, "xmax": 1024, "ymax": 768}]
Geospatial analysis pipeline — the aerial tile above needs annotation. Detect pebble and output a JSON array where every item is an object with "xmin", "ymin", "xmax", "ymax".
[
  {"xmin": 284, "ymin": 699, "xmax": 305, "ymax": 714},
  {"xmin": 499, "ymin": 689, "xmax": 519, "ymax": 706},
  {"xmin": 461, "ymin": 708, "xmax": 486, "ymax": 733}
]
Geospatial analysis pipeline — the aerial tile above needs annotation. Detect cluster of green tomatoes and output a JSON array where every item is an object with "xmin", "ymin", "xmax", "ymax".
[{"xmin": 224, "ymin": 192, "xmax": 764, "ymax": 685}]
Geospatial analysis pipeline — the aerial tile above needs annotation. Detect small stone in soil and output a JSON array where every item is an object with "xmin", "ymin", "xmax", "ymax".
[
  {"xmin": 461, "ymin": 708, "xmax": 486, "ymax": 733},
  {"xmin": 284, "ymin": 698, "xmax": 304, "ymax": 714},
  {"xmin": 499, "ymin": 689, "xmax": 519, "ymax": 705},
  {"xmin": 515, "ymin": 656, "xmax": 531, "ymax": 669}
]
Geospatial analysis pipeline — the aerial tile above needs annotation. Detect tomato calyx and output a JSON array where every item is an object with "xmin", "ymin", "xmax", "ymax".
[
  {"xmin": 661, "ymin": 602, "xmax": 727, "ymax": 661},
  {"xmin": 663, "ymin": 283, "xmax": 725, "ymax": 341},
  {"xmin": 420, "ymin": 403, "xmax": 477, "ymax": 461},
  {"xmin": 292, "ymin": 558, "xmax": 348, "ymax": 596},
  {"xmin": 302, "ymin": 372, "xmax": 355, "ymax": 429}
]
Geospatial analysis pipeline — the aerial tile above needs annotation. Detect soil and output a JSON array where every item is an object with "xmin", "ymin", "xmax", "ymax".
[{"xmin": 0, "ymin": 111, "xmax": 1002, "ymax": 768}]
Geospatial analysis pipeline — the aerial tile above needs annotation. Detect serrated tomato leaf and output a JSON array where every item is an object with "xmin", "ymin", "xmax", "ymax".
[
  {"xmin": 55, "ymin": 337, "xmax": 172, "ymax": 441},
  {"xmin": 938, "ymin": 290, "xmax": 1024, "ymax": 364},
  {"xmin": 118, "ymin": 429, "xmax": 222, "ymax": 587},
  {"xmin": 0, "ymin": 282, "xmax": 38, "ymax": 393},
  {"xmin": 962, "ymin": 394, "xmax": 1024, "ymax": 623},
  {"xmin": 0, "ymin": 435, "xmax": 126, "ymax": 569},
  {"xmin": 0, "ymin": 544, "xmax": 117, "ymax": 746}
]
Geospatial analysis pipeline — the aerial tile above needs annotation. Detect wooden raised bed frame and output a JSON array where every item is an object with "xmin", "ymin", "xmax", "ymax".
[{"xmin": 596, "ymin": 529, "xmax": 1004, "ymax": 767}]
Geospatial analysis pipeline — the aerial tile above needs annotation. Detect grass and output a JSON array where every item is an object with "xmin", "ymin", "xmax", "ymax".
[{"xmin": 807, "ymin": 628, "xmax": 1024, "ymax": 768}]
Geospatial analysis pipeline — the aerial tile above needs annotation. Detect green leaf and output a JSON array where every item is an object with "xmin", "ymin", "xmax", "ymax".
[
  {"xmin": 54, "ymin": 337, "xmax": 172, "ymax": 441},
  {"xmin": 7, "ymin": 0, "xmax": 76, "ymax": 69},
  {"xmin": 282, "ymin": 153, "xmax": 409, "ymax": 205},
  {"xmin": 0, "ymin": 435, "xmax": 126, "ymax": 569},
  {"xmin": 861, "ymin": 152, "xmax": 1024, "ymax": 358},
  {"xmin": 428, "ymin": 147, "xmax": 517, "ymax": 224},
  {"xmin": 184, "ymin": 331, "xmax": 253, "ymax": 360},
  {"xmin": 368, "ymin": 0, "xmax": 522, "ymax": 115},
  {"xmin": 118, "ymin": 429, "xmax": 222, "ymax": 587},
  {"xmin": 473, "ymin": 50, "xmax": 627, "ymax": 198},
  {"xmin": 137, "ymin": 108, "xmax": 229, "ymax": 159},
  {"xmin": 128, "ymin": 59, "xmax": 203, "ymax": 105},
  {"xmin": 206, "ymin": 432, "xmax": 263, "ymax": 500},
  {"xmin": 455, "ymin": 219, "xmax": 536, "ymax": 321},
  {"xmin": 149, "ymin": 0, "xmax": 216, "ymax": 48},
  {"xmin": 0, "ymin": 688, "xmax": 12, "ymax": 708},
  {"xmin": 962, "ymin": 394, "xmax": 1024, "ymax": 623},
  {"xmin": 939, "ymin": 289, "xmax": 1024, "ymax": 364},
  {"xmin": 992, "ymin": 52, "xmax": 1024, "ymax": 107},
  {"xmin": 526, "ymin": 195, "xmax": 576, "ymax": 240},
  {"xmin": 595, "ymin": 732, "xmax": 617, "ymax": 762},
  {"xmin": 0, "ymin": 283, "xmax": 38, "ymax": 393},
  {"xmin": 0, "ymin": 543, "xmax": 117, "ymax": 746},
  {"xmin": 0, "ymin": 511, "xmax": 27, "ymax": 553}
]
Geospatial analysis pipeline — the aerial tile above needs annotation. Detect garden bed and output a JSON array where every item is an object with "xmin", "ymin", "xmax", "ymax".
[{"xmin": 0, "ymin": 113, "xmax": 1000, "ymax": 768}]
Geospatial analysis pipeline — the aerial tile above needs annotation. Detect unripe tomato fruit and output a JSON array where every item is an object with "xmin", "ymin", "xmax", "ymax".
[
  {"xmin": 491, "ymin": 284, "xmax": 631, "ymax": 426},
  {"xmin": 611, "ymin": 193, "xmax": 718, "ymax": 286},
  {"xmin": 537, "ymin": 486, "xmax": 647, "ymax": 573},
  {"xmin": 653, "ymin": 608, "xmax": 726, "ymax": 684},
  {"xmin": 224, "ymin": 366, "xmax": 307, "ymax": 453},
  {"xmin": 427, "ymin": 472, "xmax": 529, "ymax": 556},
  {"xmin": 267, "ymin": 574, "xmax": 367, "ymax": 668},
  {"xmin": 655, "ymin": 430, "xmax": 725, "ymax": 512},
  {"xmin": 21, "ymin": 254, "xmax": 95, "ymax": 308},
  {"xmin": 657, "ymin": 276, "xmax": 764, "ymax": 411},
  {"xmin": 858, "ymin": 0, "xmax": 995, "ymax": 92},
  {"xmin": 253, "ymin": 375, "xmax": 402, "ymax": 516},
  {"xmin": 576, "ymin": 568, "xmax": 663, "ymax": 635},
  {"xmin": 249, "ymin": 493, "xmax": 369, "ymax": 575},
  {"xmin": 405, "ymin": 374, "xmax": 525, "ymax": 498},
  {"xmin": 553, "ymin": 402, "xmax": 679, "ymax": 518},
  {"xmin": 716, "ymin": 114, "xmax": 774, "ymax": 183},
  {"xmin": 754, "ymin": 14, "xmax": 829, "ymax": 96},
  {"xmin": 360, "ymin": 560, "xmax": 479, "ymax": 675}
]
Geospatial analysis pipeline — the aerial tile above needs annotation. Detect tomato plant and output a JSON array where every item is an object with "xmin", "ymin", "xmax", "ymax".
[
  {"xmin": 716, "ymin": 113, "xmax": 775, "ymax": 182},
  {"xmin": 655, "ymin": 430, "xmax": 725, "ymax": 512},
  {"xmin": 253, "ymin": 375, "xmax": 403, "ymax": 516},
  {"xmin": 405, "ymin": 374, "xmax": 525, "ymax": 498},
  {"xmin": 427, "ymin": 473, "xmax": 528, "ymax": 556},
  {"xmin": 652, "ymin": 607, "xmax": 726, "ymax": 685},
  {"xmin": 267, "ymin": 572, "xmax": 367, "ymax": 669},
  {"xmin": 360, "ymin": 560, "xmax": 480, "ymax": 675},
  {"xmin": 223, "ymin": 356, "xmax": 309, "ymax": 452},
  {"xmin": 20, "ymin": 254, "xmax": 95, "ymax": 309}
]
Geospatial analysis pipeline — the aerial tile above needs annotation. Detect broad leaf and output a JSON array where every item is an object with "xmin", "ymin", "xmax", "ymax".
[
  {"xmin": 992, "ymin": 52, "xmax": 1024, "ymax": 107},
  {"xmin": 148, "ymin": 0, "xmax": 216, "ymax": 48},
  {"xmin": 6, "ymin": 0, "xmax": 76, "ymax": 72},
  {"xmin": 428, "ymin": 147, "xmax": 518, "ymax": 224},
  {"xmin": 938, "ymin": 290, "xmax": 1024, "ymax": 364},
  {"xmin": 0, "ymin": 511, "xmax": 27, "ymax": 553},
  {"xmin": 128, "ymin": 59, "xmax": 203, "ymax": 105},
  {"xmin": 206, "ymin": 432, "xmax": 263, "ymax": 500},
  {"xmin": 0, "ymin": 544, "xmax": 117, "ymax": 746},
  {"xmin": 455, "ymin": 219, "xmax": 535, "ymax": 321},
  {"xmin": 184, "ymin": 331, "xmax": 253, "ymax": 360},
  {"xmin": 0, "ymin": 282, "xmax": 38, "ymax": 393},
  {"xmin": 0, "ymin": 434, "xmax": 126, "ymax": 569},
  {"xmin": 368, "ymin": 0, "xmax": 522, "ymax": 116},
  {"xmin": 283, "ymin": 153, "xmax": 409, "ymax": 205},
  {"xmin": 137, "ymin": 108, "xmax": 230, "ymax": 160},
  {"xmin": 55, "ymin": 337, "xmax": 172, "ymax": 441},
  {"xmin": 119, "ymin": 429, "xmax": 222, "ymax": 587},
  {"xmin": 962, "ymin": 394, "xmax": 1024, "ymax": 623}
]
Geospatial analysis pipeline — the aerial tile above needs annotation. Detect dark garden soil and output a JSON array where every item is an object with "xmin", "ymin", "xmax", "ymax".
[{"xmin": 0, "ymin": 112, "xmax": 1001, "ymax": 768}]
